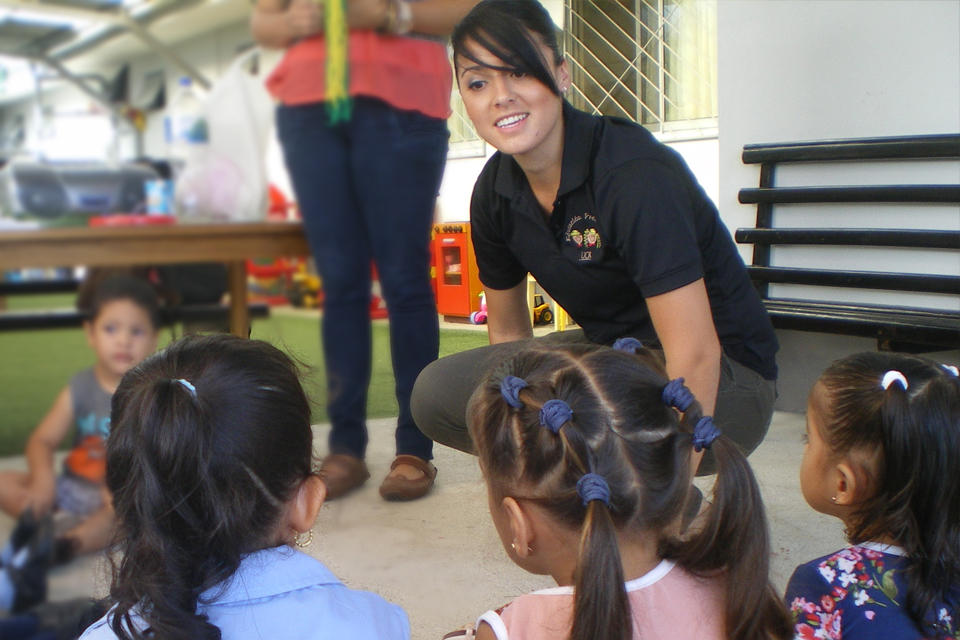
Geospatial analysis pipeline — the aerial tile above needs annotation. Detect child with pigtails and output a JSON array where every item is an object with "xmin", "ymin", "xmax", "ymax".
[{"xmin": 465, "ymin": 342, "xmax": 792, "ymax": 640}]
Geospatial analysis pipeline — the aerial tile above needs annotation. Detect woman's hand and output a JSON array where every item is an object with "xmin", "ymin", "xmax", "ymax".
[
  {"xmin": 252, "ymin": 0, "xmax": 323, "ymax": 49},
  {"xmin": 346, "ymin": 0, "xmax": 390, "ymax": 31},
  {"xmin": 286, "ymin": 0, "xmax": 324, "ymax": 39}
]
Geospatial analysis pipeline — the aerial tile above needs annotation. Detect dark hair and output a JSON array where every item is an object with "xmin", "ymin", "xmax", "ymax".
[
  {"xmin": 85, "ymin": 274, "xmax": 162, "ymax": 330},
  {"xmin": 816, "ymin": 352, "xmax": 960, "ymax": 638},
  {"xmin": 105, "ymin": 334, "xmax": 316, "ymax": 640},
  {"xmin": 469, "ymin": 344, "xmax": 791, "ymax": 640},
  {"xmin": 452, "ymin": 0, "xmax": 564, "ymax": 95}
]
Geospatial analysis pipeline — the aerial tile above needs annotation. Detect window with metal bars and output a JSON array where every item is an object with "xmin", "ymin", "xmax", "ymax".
[{"xmin": 564, "ymin": 0, "xmax": 717, "ymax": 134}]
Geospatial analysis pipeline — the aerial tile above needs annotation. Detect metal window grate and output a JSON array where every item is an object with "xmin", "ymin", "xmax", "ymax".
[{"xmin": 564, "ymin": 0, "xmax": 717, "ymax": 133}]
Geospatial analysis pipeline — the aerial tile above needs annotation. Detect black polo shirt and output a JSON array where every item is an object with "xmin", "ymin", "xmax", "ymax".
[{"xmin": 470, "ymin": 101, "xmax": 778, "ymax": 380}]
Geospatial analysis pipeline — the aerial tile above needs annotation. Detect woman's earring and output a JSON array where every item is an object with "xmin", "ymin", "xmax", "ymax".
[
  {"xmin": 294, "ymin": 529, "xmax": 314, "ymax": 548},
  {"xmin": 830, "ymin": 496, "xmax": 837, "ymax": 503}
]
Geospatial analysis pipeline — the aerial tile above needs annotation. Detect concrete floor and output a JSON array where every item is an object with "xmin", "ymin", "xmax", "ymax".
[{"xmin": 0, "ymin": 409, "xmax": 847, "ymax": 640}]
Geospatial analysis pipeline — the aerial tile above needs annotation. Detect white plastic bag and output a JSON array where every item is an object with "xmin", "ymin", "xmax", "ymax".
[{"xmin": 175, "ymin": 50, "xmax": 274, "ymax": 222}]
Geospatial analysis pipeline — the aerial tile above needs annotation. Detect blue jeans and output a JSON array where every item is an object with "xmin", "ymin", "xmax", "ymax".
[{"xmin": 277, "ymin": 98, "xmax": 447, "ymax": 461}]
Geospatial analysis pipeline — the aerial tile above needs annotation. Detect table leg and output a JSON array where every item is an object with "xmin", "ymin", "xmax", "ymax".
[{"xmin": 228, "ymin": 261, "xmax": 249, "ymax": 338}]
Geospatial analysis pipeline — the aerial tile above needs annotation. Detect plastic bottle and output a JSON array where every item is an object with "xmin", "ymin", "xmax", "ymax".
[{"xmin": 165, "ymin": 77, "xmax": 209, "ymax": 217}]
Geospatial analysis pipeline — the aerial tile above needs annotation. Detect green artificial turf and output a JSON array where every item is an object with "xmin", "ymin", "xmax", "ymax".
[{"xmin": 0, "ymin": 300, "xmax": 488, "ymax": 457}]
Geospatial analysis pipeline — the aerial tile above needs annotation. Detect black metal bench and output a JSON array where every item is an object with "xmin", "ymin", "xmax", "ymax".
[
  {"xmin": 0, "ymin": 278, "xmax": 270, "ymax": 331},
  {"xmin": 735, "ymin": 134, "xmax": 960, "ymax": 353}
]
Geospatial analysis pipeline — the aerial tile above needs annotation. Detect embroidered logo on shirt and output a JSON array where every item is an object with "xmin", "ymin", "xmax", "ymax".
[{"xmin": 565, "ymin": 213, "xmax": 602, "ymax": 262}]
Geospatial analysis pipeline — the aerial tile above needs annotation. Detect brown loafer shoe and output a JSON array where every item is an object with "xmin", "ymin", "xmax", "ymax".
[
  {"xmin": 319, "ymin": 454, "xmax": 370, "ymax": 500},
  {"xmin": 379, "ymin": 455, "xmax": 437, "ymax": 502}
]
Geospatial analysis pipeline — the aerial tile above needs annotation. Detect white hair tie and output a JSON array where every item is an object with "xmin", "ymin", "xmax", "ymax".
[
  {"xmin": 880, "ymin": 371, "xmax": 908, "ymax": 391},
  {"xmin": 942, "ymin": 364, "xmax": 959, "ymax": 377},
  {"xmin": 175, "ymin": 378, "xmax": 197, "ymax": 397}
]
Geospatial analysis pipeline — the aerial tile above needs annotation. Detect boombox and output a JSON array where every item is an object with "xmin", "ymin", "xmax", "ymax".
[{"xmin": 0, "ymin": 158, "xmax": 158, "ymax": 223}]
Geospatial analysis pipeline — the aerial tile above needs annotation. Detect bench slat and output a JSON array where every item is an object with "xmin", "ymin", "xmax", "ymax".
[
  {"xmin": 742, "ymin": 134, "xmax": 960, "ymax": 164},
  {"xmin": 0, "ymin": 279, "xmax": 82, "ymax": 295},
  {"xmin": 763, "ymin": 300, "xmax": 960, "ymax": 348},
  {"xmin": 0, "ymin": 304, "xmax": 271, "ymax": 332},
  {"xmin": 735, "ymin": 228, "xmax": 960, "ymax": 249},
  {"xmin": 738, "ymin": 185, "xmax": 960, "ymax": 205},
  {"xmin": 747, "ymin": 266, "xmax": 960, "ymax": 295}
]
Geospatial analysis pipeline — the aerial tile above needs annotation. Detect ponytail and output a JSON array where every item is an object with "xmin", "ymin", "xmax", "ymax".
[
  {"xmin": 571, "ymin": 500, "xmax": 630, "ymax": 640},
  {"xmin": 660, "ymin": 398, "xmax": 791, "ymax": 640},
  {"xmin": 109, "ymin": 377, "xmax": 227, "ymax": 640}
]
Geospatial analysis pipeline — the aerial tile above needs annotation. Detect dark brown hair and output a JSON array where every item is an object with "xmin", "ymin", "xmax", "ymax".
[
  {"xmin": 469, "ymin": 344, "xmax": 791, "ymax": 640},
  {"xmin": 105, "ymin": 333, "xmax": 316, "ymax": 640},
  {"xmin": 816, "ymin": 351, "xmax": 960, "ymax": 638},
  {"xmin": 85, "ymin": 274, "xmax": 163, "ymax": 330},
  {"xmin": 452, "ymin": 0, "xmax": 564, "ymax": 96}
]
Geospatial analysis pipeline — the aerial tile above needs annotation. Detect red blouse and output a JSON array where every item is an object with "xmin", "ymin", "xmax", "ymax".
[{"xmin": 266, "ymin": 30, "xmax": 453, "ymax": 120}]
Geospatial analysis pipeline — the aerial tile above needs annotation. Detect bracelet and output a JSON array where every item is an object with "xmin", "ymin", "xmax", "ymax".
[
  {"xmin": 379, "ymin": 0, "xmax": 397, "ymax": 34},
  {"xmin": 395, "ymin": 0, "xmax": 413, "ymax": 35}
]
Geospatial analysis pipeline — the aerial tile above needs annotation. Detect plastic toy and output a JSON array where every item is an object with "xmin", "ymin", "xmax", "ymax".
[
  {"xmin": 470, "ymin": 291, "xmax": 487, "ymax": 324},
  {"xmin": 533, "ymin": 294, "xmax": 553, "ymax": 326}
]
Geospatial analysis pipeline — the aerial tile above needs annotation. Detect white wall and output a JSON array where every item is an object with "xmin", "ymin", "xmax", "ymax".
[{"xmin": 718, "ymin": 0, "xmax": 960, "ymax": 242}]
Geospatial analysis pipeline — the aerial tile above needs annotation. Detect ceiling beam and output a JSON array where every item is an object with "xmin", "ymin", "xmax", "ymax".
[{"xmin": 0, "ymin": 0, "xmax": 210, "ymax": 89}]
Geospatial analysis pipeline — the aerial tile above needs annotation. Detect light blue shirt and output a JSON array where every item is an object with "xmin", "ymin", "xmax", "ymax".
[{"xmin": 81, "ymin": 546, "xmax": 409, "ymax": 639}]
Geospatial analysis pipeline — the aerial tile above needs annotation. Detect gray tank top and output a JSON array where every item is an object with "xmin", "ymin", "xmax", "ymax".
[{"xmin": 69, "ymin": 368, "xmax": 113, "ymax": 447}]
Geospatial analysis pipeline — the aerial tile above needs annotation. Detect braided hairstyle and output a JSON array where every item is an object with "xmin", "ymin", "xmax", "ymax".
[
  {"xmin": 105, "ymin": 333, "xmax": 316, "ymax": 640},
  {"xmin": 468, "ymin": 343, "xmax": 791, "ymax": 640},
  {"xmin": 816, "ymin": 352, "xmax": 960, "ymax": 638}
]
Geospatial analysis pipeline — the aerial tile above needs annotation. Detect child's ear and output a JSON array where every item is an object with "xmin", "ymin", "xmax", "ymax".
[
  {"xmin": 289, "ymin": 475, "xmax": 325, "ymax": 534},
  {"xmin": 501, "ymin": 497, "xmax": 534, "ymax": 559},
  {"xmin": 832, "ymin": 462, "xmax": 860, "ymax": 507}
]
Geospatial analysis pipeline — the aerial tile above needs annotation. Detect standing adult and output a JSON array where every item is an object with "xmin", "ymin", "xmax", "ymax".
[
  {"xmin": 412, "ymin": 0, "xmax": 779, "ymax": 476},
  {"xmin": 251, "ymin": 0, "xmax": 480, "ymax": 500}
]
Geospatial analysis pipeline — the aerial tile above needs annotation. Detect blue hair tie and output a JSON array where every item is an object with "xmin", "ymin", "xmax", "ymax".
[
  {"xmin": 662, "ymin": 378, "xmax": 694, "ymax": 412},
  {"xmin": 175, "ymin": 378, "xmax": 197, "ymax": 398},
  {"xmin": 692, "ymin": 416, "xmax": 721, "ymax": 452},
  {"xmin": 942, "ymin": 364, "xmax": 959, "ymax": 377},
  {"xmin": 611, "ymin": 337, "xmax": 643, "ymax": 354},
  {"xmin": 539, "ymin": 399, "xmax": 572, "ymax": 434},
  {"xmin": 577, "ymin": 473, "xmax": 611, "ymax": 508},
  {"xmin": 500, "ymin": 375, "xmax": 528, "ymax": 409}
]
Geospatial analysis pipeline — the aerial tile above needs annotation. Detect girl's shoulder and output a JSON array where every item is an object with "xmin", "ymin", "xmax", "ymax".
[{"xmin": 785, "ymin": 545, "xmax": 948, "ymax": 640}]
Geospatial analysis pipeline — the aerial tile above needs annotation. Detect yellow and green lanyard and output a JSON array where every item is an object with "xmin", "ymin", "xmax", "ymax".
[{"xmin": 322, "ymin": 0, "xmax": 350, "ymax": 123}]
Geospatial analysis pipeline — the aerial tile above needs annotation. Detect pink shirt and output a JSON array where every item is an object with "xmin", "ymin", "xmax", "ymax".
[
  {"xmin": 266, "ymin": 31, "xmax": 452, "ymax": 120},
  {"xmin": 477, "ymin": 560, "xmax": 725, "ymax": 640}
]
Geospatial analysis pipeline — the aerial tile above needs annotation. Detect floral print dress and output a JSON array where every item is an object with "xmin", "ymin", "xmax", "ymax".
[{"xmin": 785, "ymin": 543, "xmax": 957, "ymax": 640}]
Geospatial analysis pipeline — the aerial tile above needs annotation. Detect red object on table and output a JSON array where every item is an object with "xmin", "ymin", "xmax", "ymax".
[{"xmin": 89, "ymin": 215, "xmax": 176, "ymax": 227}]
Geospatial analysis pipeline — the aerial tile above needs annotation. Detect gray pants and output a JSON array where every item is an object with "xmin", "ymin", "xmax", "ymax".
[{"xmin": 410, "ymin": 330, "xmax": 776, "ymax": 475}]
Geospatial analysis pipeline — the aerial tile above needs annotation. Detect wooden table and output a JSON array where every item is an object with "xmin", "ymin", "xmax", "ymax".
[{"xmin": 0, "ymin": 222, "xmax": 311, "ymax": 337}]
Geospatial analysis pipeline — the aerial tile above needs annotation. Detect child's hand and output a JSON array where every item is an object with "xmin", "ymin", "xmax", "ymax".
[
  {"xmin": 286, "ymin": 0, "xmax": 323, "ymax": 39},
  {"xmin": 23, "ymin": 475, "xmax": 56, "ymax": 517}
]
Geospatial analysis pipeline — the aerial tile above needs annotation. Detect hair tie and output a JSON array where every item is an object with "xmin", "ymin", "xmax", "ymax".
[
  {"xmin": 539, "ymin": 399, "xmax": 573, "ymax": 434},
  {"xmin": 500, "ymin": 375, "xmax": 528, "ymax": 409},
  {"xmin": 880, "ymin": 371, "xmax": 909, "ymax": 391},
  {"xmin": 662, "ymin": 378, "xmax": 694, "ymax": 412},
  {"xmin": 611, "ymin": 337, "xmax": 643, "ymax": 354},
  {"xmin": 942, "ymin": 364, "xmax": 959, "ymax": 377},
  {"xmin": 692, "ymin": 416, "xmax": 721, "ymax": 452},
  {"xmin": 576, "ymin": 473, "xmax": 611, "ymax": 508},
  {"xmin": 175, "ymin": 378, "xmax": 197, "ymax": 397}
]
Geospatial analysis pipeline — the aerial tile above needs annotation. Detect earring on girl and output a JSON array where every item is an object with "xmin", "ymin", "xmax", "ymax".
[
  {"xmin": 294, "ymin": 529, "xmax": 314, "ymax": 548},
  {"xmin": 510, "ymin": 542, "xmax": 532, "ymax": 553}
]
